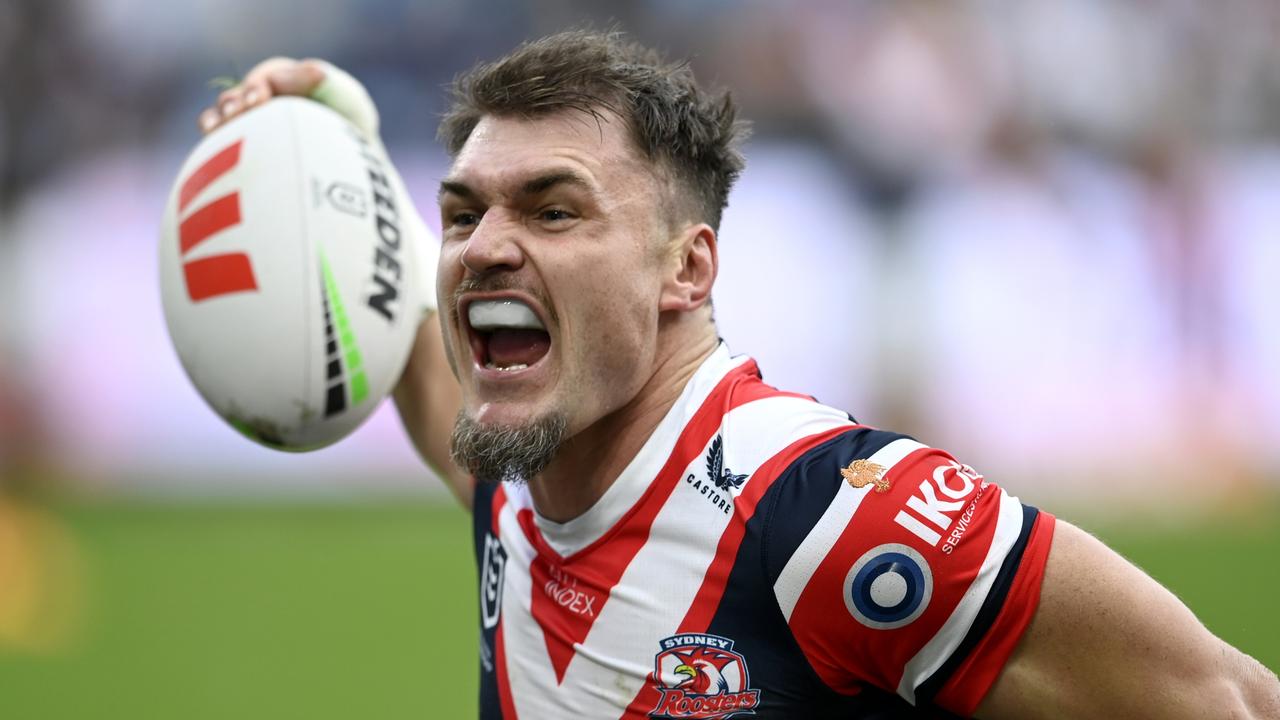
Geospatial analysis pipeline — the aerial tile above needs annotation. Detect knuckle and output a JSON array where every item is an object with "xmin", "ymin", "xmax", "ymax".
[
  {"xmin": 197, "ymin": 108, "xmax": 220, "ymax": 132},
  {"xmin": 243, "ymin": 80, "xmax": 270, "ymax": 103}
]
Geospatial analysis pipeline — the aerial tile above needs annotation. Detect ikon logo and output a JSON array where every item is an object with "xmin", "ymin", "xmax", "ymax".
[
  {"xmin": 893, "ymin": 459, "xmax": 984, "ymax": 548},
  {"xmin": 175, "ymin": 140, "xmax": 258, "ymax": 302}
]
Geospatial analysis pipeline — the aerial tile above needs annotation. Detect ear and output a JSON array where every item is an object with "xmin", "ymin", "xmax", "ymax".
[{"xmin": 659, "ymin": 223, "xmax": 718, "ymax": 313}]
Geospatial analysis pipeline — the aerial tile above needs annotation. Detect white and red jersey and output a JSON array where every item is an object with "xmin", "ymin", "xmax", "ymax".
[{"xmin": 472, "ymin": 345, "xmax": 1055, "ymax": 719}]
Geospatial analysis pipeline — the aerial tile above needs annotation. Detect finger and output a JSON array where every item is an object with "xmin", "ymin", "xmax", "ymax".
[
  {"xmin": 240, "ymin": 77, "xmax": 273, "ymax": 109},
  {"xmin": 216, "ymin": 86, "xmax": 248, "ymax": 121},
  {"xmin": 197, "ymin": 107, "xmax": 221, "ymax": 134}
]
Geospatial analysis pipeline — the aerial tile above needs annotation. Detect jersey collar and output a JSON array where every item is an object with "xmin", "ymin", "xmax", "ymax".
[{"xmin": 529, "ymin": 343, "xmax": 749, "ymax": 557}]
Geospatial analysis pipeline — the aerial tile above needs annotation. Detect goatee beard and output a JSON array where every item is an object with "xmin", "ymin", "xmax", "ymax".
[{"xmin": 449, "ymin": 411, "xmax": 568, "ymax": 485}]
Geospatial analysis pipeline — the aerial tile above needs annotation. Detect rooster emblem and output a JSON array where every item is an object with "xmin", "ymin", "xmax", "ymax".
[
  {"xmin": 841, "ymin": 459, "xmax": 889, "ymax": 492},
  {"xmin": 708, "ymin": 436, "xmax": 747, "ymax": 492},
  {"xmin": 672, "ymin": 647, "xmax": 734, "ymax": 695}
]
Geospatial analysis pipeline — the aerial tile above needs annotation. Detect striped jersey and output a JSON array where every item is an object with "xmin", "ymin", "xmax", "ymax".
[{"xmin": 472, "ymin": 345, "xmax": 1055, "ymax": 719}]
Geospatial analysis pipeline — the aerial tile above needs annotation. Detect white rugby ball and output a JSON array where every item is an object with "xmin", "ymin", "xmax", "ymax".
[{"xmin": 159, "ymin": 97, "xmax": 426, "ymax": 451}]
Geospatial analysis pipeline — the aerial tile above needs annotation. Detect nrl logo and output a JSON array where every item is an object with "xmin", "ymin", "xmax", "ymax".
[
  {"xmin": 479, "ymin": 533, "xmax": 507, "ymax": 630},
  {"xmin": 841, "ymin": 459, "xmax": 890, "ymax": 492},
  {"xmin": 707, "ymin": 436, "xmax": 747, "ymax": 492}
]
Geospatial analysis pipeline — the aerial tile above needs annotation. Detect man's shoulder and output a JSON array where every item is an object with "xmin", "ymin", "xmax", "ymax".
[
  {"xmin": 747, "ymin": 424, "xmax": 914, "ymax": 541},
  {"xmin": 707, "ymin": 376, "xmax": 925, "ymax": 552},
  {"xmin": 713, "ymin": 369, "xmax": 905, "ymax": 491},
  {"xmin": 707, "ymin": 373, "xmax": 864, "ymax": 491},
  {"xmin": 715, "ymin": 366, "xmax": 860, "ymax": 442}
]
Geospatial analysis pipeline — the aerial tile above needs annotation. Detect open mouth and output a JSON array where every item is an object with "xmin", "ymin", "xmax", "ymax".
[{"xmin": 466, "ymin": 298, "xmax": 552, "ymax": 372}]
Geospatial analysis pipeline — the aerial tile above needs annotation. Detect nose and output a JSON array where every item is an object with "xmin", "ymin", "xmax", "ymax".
[{"xmin": 460, "ymin": 213, "xmax": 524, "ymax": 276}]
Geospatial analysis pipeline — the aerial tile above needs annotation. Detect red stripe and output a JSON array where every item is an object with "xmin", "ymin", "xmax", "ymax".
[
  {"xmin": 491, "ymin": 486, "xmax": 518, "ymax": 719},
  {"xmin": 179, "ymin": 140, "xmax": 242, "ymax": 212},
  {"xmin": 515, "ymin": 359, "xmax": 773, "ymax": 686},
  {"xmin": 492, "ymin": 484, "xmax": 509, "ymax": 529},
  {"xmin": 518, "ymin": 508, "xmax": 592, "ymax": 683},
  {"xmin": 495, "ymin": 624, "xmax": 517, "ymax": 719},
  {"xmin": 620, "ymin": 424, "xmax": 855, "ymax": 718},
  {"xmin": 934, "ymin": 511, "xmax": 1056, "ymax": 716},
  {"xmin": 183, "ymin": 253, "xmax": 258, "ymax": 302},
  {"xmin": 179, "ymin": 193, "xmax": 241, "ymax": 255}
]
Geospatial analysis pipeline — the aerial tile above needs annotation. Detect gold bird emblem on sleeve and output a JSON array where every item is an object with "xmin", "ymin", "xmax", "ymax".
[{"xmin": 841, "ymin": 459, "xmax": 890, "ymax": 492}]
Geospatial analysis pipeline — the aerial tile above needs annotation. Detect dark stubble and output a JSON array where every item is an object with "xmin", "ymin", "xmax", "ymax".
[{"xmin": 450, "ymin": 411, "xmax": 568, "ymax": 484}]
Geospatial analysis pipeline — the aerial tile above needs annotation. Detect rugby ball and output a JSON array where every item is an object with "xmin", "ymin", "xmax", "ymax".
[{"xmin": 159, "ymin": 97, "xmax": 427, "ymax": 451}]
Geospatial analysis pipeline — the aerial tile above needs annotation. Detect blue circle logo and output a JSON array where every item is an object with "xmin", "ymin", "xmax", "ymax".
[{"xmin": 843, "ymin": 543, "xmax": 933, "ymax": 629}]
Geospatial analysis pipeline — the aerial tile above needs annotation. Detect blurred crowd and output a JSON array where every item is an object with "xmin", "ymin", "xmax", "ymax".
[
  {"xmin": 2, "ymin": 0, "xmax": 1278, "ymax": 497},
  {"xmin": 3, "ymin": 0, "xmax": 1279, "ymax": 204}
]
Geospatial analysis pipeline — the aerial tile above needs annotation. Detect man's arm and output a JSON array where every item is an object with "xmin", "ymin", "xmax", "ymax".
[
  {"xmin": 199, "ymin": 58, "xmax": 472, "ymax": 509},
  {"xmin": 977, "ymin": 520, "xmax": 1280, "ymax": 719},
  {"xmin": 392, "ymin": 314, "xmax": 472, "ymax": 509}
]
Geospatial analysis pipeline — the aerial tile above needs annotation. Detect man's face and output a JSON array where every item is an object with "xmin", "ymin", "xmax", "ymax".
[{"xmin": 437, "ymin": 111, "xmax": 670, "ymax": 446}]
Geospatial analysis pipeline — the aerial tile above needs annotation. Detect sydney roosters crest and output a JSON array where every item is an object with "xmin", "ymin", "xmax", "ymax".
[{"xmin": 650, "ymin": 634, "xmax": 761, "ymax": 719}]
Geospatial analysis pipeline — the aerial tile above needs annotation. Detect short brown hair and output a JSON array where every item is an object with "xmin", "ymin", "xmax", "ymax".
[{"xmin": 439, "ymin": 29, "xmax": 748, "ymax": 230}]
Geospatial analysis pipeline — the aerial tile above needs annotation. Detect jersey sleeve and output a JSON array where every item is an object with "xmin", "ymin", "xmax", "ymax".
[{"xmin": 760, "ymin": 428, "xmax": 1055, "ymax": 717}]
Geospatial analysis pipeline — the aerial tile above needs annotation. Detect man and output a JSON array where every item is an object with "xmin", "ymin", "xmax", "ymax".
[{"xmin": 200, "ymin": 31, "xmax": 1280, "ymax": 719}]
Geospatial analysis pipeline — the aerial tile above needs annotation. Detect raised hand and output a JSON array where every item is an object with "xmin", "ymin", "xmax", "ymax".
[{"xmin": 197, "ymin": 57, "xmax": 326, "ymax": 134}]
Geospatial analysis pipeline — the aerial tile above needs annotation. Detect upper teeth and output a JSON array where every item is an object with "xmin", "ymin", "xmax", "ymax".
[{"xmin": 468, "ymin": 300, "xmax": 545, "ymax": 331}]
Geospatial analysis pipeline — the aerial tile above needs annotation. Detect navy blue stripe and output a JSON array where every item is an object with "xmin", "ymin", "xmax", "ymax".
[
  {"xmin": 913, "ymin": 504, "xmax": 1041, "ymax": 706},
  {"xmin": 760, "ymin": 428, "xmax": 911, "ymax": 587},
  {"xmin": 471, "ymin": 481, "xmax": 497, "ymax": 556},
  {"xmin": 471, "ymin": 482, "xmax": 505, "ymax": 720}
]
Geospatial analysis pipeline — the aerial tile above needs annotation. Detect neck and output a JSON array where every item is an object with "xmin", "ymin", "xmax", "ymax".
[{"xmin": 529, "ymin": 319, "xmax": 719, "ymax": 523}]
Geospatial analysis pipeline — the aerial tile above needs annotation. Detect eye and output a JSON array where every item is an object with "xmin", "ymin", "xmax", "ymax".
[
  {"xmin": 538, "ymin": 208, "xmax": 575, "ymax": 223},
  {"xmin": 450, "ymin": 211, "xmax": 480, "ymax": 228}
]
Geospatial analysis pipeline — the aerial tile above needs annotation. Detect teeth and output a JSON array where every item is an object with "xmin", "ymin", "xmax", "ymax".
[
  {"xmin": 468, "ymin": 300, "xmax": 545, "ymax": 331},
  {"xmin": 485, "ymin": 362, "xmax": 529, "ymax": 372}
]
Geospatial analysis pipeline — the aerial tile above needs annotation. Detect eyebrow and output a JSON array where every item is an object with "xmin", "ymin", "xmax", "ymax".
[
  {"xmin": 438, "ymin": 179, "xmax": 477, "ymax": 201},
  {"xmin": 519, "ymin": 170, "xmax": 594, "ymax": 197},
  {"xmin": 438, "ymin": 170, "xmax": 596, "ymax": 202}
]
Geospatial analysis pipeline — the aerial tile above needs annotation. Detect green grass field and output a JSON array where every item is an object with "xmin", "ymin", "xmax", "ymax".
[{"xmin": 0, "ymin": 498, "xmax": 1275, "ymax": 718}]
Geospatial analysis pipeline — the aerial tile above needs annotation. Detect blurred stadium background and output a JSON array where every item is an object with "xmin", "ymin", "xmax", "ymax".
[{"xmin": 1, "ymin": 0, "xmax": 1278, "ymax": 716}]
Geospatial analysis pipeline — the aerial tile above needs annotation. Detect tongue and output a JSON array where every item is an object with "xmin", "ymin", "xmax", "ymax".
[{"xmin": 488, "ymin": 329, "xmax": 550, "ymax": 367}]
